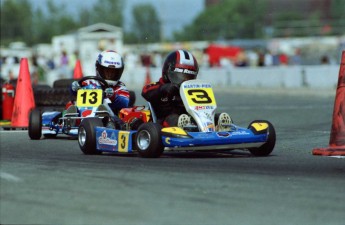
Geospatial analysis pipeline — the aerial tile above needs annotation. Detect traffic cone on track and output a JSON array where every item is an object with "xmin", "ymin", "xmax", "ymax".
[
  {"xmin": 11, "ymin": 58, "xmax": 36, "ymax": 128},
  {"xmin": 312, "ymin": 51, "xmax": 345, "ymax": 156},
  {"xmin": 73, "ymin": 60, "xmax": 83, "ymax": 79},
  {"xmin": 144, "ymin": 66, "xmax": 151, "ymax": 85}
]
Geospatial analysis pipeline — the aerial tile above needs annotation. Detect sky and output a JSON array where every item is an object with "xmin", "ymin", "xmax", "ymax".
[{"xmin": 29, "ymin": 0, "xmax": 205, "ymax": 38}]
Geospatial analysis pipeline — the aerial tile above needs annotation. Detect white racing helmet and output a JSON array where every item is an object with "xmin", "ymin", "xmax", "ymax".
[{"xmin": 96, "ymin": 50, "xmax": 124, "ymax": 85}]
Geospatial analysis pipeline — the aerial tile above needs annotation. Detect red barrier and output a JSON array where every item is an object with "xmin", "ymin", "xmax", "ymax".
[{"xmin": 2, "ymin": 83, "xmax": 15, "ymax": 120}]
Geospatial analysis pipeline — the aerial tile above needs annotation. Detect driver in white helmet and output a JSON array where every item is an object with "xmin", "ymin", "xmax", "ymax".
[{"xmin": 67, "ymin": 50, "xmax": 130, "ymax": 128}]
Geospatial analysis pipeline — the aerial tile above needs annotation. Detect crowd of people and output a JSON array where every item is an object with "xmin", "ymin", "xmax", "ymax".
[{"xmin": 0, "ymin": 46, "xmax": 336, "ymax": 85}]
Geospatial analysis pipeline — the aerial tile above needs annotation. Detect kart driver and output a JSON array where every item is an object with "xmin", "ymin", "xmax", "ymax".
[
  {"xmin": 141, "ymin": 49, "xmax": 232, "ymax": 131},
  {"xmin": 66, "ymin": 50, "xmax": 130, "ymax": 128}
]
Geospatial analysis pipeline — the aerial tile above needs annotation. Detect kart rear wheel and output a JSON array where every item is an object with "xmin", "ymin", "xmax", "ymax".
[
  {"xmin": 248, "ymin": 120, "xmax": 276, "ymax": 156},
  {"xmin": 135, "ymin": 122, "xmax": 164, "ymax": 158},
  {"xmin": 28, "ymin": 108, "xmax": 42, "ymax": 140},
  {"xmin": 78, "ymin": 118, "xmax": 103, "ymax": 155},
  {"xmin": 128, "ymin": 90, "xmax": 136, "ymax": 107}
]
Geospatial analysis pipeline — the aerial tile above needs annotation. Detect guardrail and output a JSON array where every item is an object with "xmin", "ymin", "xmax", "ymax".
[
  {"xmin": 120, "ymin": 65, "xmax": 339, "ymax": 90},
  {"xmin": 2, "ymin": 64, "xmax": 339, "ymax": 90}
]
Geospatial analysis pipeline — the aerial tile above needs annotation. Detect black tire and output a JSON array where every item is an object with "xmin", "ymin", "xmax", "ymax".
[
  {"xmin": 78, "ymin": 118, "xmax": 103, "ymax": 155},
  {"xmin": 128, "ymin": 90, "xmax": 136, "ymax": 107},
  {"xmin": 135, "ymin": 122, "xmax": 164, "ymax": 158},
  {"xmin": 248, "ymin": 120, "xmax": 276, "ymax": 156},
  {"xmin": 43, "ymin": 134, "xmax": 58, "ymax": 138},
  {"xmin": 53, "ymin": 79, "xmax": 76, "ymax": 89},
  {"xmin": 28, "ymin": 108, "xmax": 42, "ymax": 140}
]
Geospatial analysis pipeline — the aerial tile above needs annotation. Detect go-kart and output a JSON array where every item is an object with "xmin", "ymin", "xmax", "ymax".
[
  {"xmin": 77, "ymin": 80, "xmax": 276, "ymax": 158},
  {"xmin": 28, "ymin": 76, "xmax": 132, "ymax": 140}
]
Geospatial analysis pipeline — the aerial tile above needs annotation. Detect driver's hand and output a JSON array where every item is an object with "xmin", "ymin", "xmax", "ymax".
[
  {"xmin": 161, "ymin": 83, "xmax": 179, "ymax": 97},
  {"xmin": 105, "ymin": 88, "xmax": 115, "ymax": 98},
  {"xmin": 71, "ymin": 81, "xmax": 80, "ymax": 91}
]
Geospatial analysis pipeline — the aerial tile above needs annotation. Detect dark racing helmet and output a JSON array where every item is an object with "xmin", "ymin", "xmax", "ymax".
[
  {"xmin": 162, "ymin": 50, "xmax": 199, "ymax": 85},
  {"xmin": 96, "ymin": 50, "xmax": 124, "ymax": 85}
]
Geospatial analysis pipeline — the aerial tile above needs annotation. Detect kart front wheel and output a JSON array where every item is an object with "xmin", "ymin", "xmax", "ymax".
[
  {"xmin": 78, "ymin": 118, "xmax": 103, "ymax": 155},
  {"xmin": 248, "ymin": 120, "xmax": 276, "ymax": 156},
  {"xmin": 28, "ymin": 108, "xmax": 42, "ymax": 140},
  {"xmin": 135, "ymin": 122, "xmax": 164, "ymax": 158}
]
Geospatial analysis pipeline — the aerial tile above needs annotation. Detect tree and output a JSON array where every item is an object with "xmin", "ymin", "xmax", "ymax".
[
  {"xmin": 126, "ymin": 3, "xmax": 161, "ymax": 44},
  {"xmin": 174, "ymin": 0, "xmax": 267, "ymax": 41},
  {"xmin": 30, "ymin": 0, "xmax": 79, "ymax": 44},
  {"xmin": 1, "ymin": 0, "xmax": 33, "ymax": 45},
  {"xmin": 91, "ymin": 0, "xmax": 123, "ymax": 27},
  {"xmin": 330, "ymin": 0, "xmax": 345, "ymax": 35}
]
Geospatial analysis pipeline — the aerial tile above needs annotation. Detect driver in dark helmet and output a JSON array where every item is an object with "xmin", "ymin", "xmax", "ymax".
[
  {"xmin": 142, "ymin": 50, "xmax": 198, "ymax": 127},
  {"xmin": 65, "ymin": 50, "xmax": 130, "ymax": 128},
  {"xmin": 142, "ymin": 49, "xmax": 232, "ymax": 130}
]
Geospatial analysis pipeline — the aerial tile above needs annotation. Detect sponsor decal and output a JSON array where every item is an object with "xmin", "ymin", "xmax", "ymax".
[
  {"xmin": 217, "ymin": 132, "xmax": 230, "ymax": 137},
  {"xmin": 165, "ymin": 137, "xmax": 171, "ymax": 144},
  {"xmin": 194, "ymin": 105, "xmax": 214, "ymax": 110},
  {"xmin": 183, "ymin": 83, "xmax": 212, "ymax": 89},
  {"xmin": 174, "ymin": 68, "xmax": 197, "ymax": 75},
  {"xmin": 183, "ymin": 84, "xmax": 200, "ymax": 88},
  {"xmin": 231, "ymin": 131, "xmax": 251, "ymax": 135},
  {"xmin": 104, "ymin": 60, "xmax": 121, "ymax": 66},
  {"xmin": 98, "ymin": 130, "xmax": 117, "ymax": 146}
]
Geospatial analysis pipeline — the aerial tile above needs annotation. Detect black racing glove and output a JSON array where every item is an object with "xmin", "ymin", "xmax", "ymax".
[{"xmin": 160, "ymin": 83, "xmax": 179, "ymax": 97}]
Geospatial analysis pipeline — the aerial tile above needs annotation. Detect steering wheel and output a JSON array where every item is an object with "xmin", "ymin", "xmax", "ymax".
[{"xmin": 78, "ymin": 76, "xmax": 109, "ymax": 90}]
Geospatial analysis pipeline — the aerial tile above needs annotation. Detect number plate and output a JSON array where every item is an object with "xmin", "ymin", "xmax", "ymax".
[
  {"xmin": 183, "ymin": 86, "xmax": 216, "ymax": 107},
  {"xmin": 118, "ymin": 131, "xmax": 130, "ymax": 152},
  {"xmin": 76, "ymin": 89, "xmax": 103, "ymax": 107}
]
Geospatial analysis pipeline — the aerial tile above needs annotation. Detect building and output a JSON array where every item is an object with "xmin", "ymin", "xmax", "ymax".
[{"xmin": 52, "ymin": 23, "xmax": 123, "ymax": 76}]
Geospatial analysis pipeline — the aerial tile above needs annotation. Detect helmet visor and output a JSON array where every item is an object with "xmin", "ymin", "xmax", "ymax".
[
  {"xmin": 101, "ymin": 66, "xmax": 122, "ymax": 81},
  {"xmin": 167, "ymin": 71, "xmax": 197, "ymax": 85}
]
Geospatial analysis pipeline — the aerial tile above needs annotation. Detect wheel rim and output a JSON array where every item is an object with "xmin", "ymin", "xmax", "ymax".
[
  {"xmin": 137, "ymin": 130, "xmax": 151, "ymax": 150},
  {"xmin": 78, "ymin": 127, "xmax": 86, "ymax": 146}
]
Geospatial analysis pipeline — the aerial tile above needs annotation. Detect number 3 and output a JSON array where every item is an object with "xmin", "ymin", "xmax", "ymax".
[{"xmin": 187, "ymin": 89, "xmax": 212, "ymax": 104}]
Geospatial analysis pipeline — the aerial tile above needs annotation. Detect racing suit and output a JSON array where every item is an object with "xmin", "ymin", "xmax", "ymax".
[{"xmin": 142, "ymin": 77, "xmax": 187, "ymax": 127}]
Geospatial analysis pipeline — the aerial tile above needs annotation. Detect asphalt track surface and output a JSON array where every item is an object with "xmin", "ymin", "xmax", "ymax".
[{"xmin": 1, "ymin": 88, "xmax": 344, "ymax": 225}]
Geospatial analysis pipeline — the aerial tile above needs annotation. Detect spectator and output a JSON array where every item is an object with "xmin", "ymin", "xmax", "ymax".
[
  {"xmin": 59, "ymin": 50, "xmax": 70, "ymax": 78},
  {"xmin": 235, "ymin": 51, "xmax": 248, "ymax": 67},
  {"xmin": 321, "ymin": 55, "xmax": 330, "ymax": 64}
]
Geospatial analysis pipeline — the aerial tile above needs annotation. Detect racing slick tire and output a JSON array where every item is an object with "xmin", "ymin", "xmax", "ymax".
[
  {"xmin": 78, "ymin": 117, "xmax": 103, "ymax": 155},
  {"xmin": 248, "ymin": 120, "xmax": 276, "ymax": 156},
  {"xmin": 135, "ymin": 122, "xmax": 164, "ymax": 158},
  {"xmin": 28, "ymin": 108, "xmax": 42, "ymax": 140},
  {"xmin": 128, "ymin": 90, "xmax": 136, "ymax": 107}
]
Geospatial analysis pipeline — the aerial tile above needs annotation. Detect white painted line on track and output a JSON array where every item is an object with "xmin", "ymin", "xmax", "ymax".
[{"xmin": 0, "ymin": 172, "xmax": 22, "ymax": 182}]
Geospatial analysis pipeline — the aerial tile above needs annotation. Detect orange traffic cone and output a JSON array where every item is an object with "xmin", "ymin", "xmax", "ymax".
[
  {"xmin": 11, "ymin": 58, "xmax": 36, "ymax": 128},
  {"xmin": 73, "ymin": 60, "xmax": 83, "ymax": 79},
  {"xmin": 312, "ymin": 51, "xmax": 345, "ymax": 156},
  {"xmin": 144, "ymin": 66, "xmax": 151, "ymax": 85}
]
